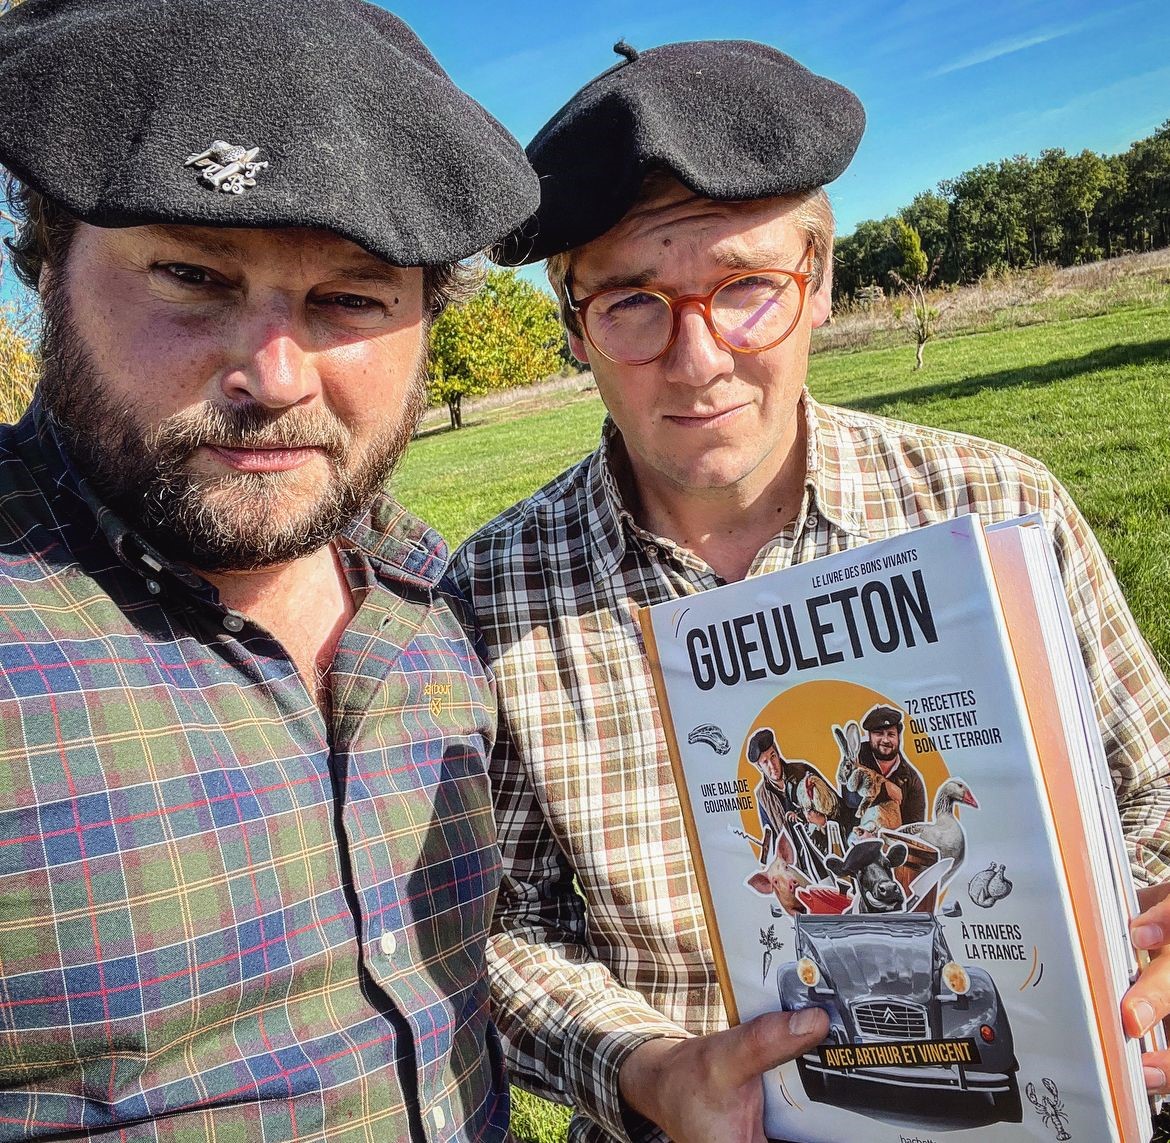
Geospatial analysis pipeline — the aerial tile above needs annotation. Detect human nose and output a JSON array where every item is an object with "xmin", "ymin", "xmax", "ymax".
[
  {"xmin": 661, "ymin": 299, "xmax": 735, "ymax": 386},
  {"xmin": 220, "ymin": 300, "xmax": 321, "ymax": 408}
]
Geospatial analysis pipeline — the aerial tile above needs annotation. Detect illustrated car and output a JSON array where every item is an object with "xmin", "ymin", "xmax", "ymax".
[{"xmin": 776, "ymin": 911, "xmax": 1022, "ymax": 1122}]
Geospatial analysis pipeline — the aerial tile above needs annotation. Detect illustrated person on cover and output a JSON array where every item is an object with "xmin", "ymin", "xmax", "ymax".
[
  {"xmin": 855, "ymin": 704, "xmax": 927, "ymax": 829},
  {"xmin": 449, "ymin": 38, "xmax": 1170, "ymax": 1143},
  {"xmin": 747, "ymin": 727, "xmax": 839, "ymax": 880},
  {"xmin": 0, "ymin": 0, "xmax": 538, "ymax": 1136}
]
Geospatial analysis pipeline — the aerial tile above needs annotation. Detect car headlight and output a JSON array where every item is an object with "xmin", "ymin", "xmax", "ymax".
[
  {"xmin": 797, "ymin": 958, "xmax": 821, "ymax": 988},
  {"xmin": 941, "ymin": 961, "xmax": 971, "ymax": 995}
]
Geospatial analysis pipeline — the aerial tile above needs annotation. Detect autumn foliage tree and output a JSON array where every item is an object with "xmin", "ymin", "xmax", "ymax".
[
  {"xmin": 428, "ymin": 269, "xmax": 563, "ymax": 429},
  {"xmin": 0, "ymin": 308, "xmax": 37, "ymax": 423}
]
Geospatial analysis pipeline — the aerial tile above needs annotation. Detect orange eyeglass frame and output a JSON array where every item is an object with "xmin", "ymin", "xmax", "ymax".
[{"xmin": 566, "ymin": 243, "xmax": 816, "ymax": 366}]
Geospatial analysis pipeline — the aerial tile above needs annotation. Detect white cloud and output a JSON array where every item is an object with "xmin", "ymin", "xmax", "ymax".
[{"xmin": 928, "ymin": 25, "xmax": 1082, "ymax": 78}]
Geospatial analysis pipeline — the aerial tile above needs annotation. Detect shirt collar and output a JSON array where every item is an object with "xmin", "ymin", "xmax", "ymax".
[
  {"xmin": 583, "ymin": 392, "xmax": 869, "ymax": 578},
  {"xmin": 581, "ymin": 419, "xmax": 632, "ymax": 579},
  {"xmin": 800, "ymin": 392, "xmax": 867, "ymax": 539}
]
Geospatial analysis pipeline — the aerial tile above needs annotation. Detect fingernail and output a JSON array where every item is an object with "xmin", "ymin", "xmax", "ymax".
[
  {"xmin": 1133, "ymin": 923, "xmax": 1163, "ymax": 949},
  {"xmin": 790, "ymin": 1008, "xmax": 823, "ymax": 1036},
  {"xmin": 1132, "ymin": 1000, "xmax": 1156, "ymax": 1035},
  {"xmin": 1145, "ymin": 1065, "xmax": 1166, "ymax": 1091}
]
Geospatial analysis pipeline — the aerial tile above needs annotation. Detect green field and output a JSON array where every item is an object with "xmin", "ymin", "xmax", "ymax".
[
  {"xmin": 395, "ymin": 297, "xmax": 1170, "ymax": 1143},
  {"xmin": 395, "ymin": 300, "xmax": 1170, "ymax": 669}
]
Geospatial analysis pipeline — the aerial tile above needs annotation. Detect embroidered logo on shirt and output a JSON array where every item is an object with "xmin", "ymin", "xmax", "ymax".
[{"xmin": 424, "ymin": 682, "xmax": 453, "ymax": 717}]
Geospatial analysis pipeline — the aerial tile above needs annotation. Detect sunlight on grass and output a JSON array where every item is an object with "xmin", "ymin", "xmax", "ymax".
[{"xmin": 397, "ymin": 300, "xmax": 1170, "ymax": 671}]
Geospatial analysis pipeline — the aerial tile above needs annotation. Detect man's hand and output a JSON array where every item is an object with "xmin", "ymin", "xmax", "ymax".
[
  {"xmin": 618, "ymin": 1008, "xmax": 829, "ymax": 1143},
  {"xmin": 1122, "ymin": 881, "xmax": 1170, "ymax": 1095}
]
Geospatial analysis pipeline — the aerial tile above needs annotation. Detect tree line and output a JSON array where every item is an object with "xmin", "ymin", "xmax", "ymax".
[{"xmin": 834, "ymin": 120, "xmax": 1170, "ymax": 301}]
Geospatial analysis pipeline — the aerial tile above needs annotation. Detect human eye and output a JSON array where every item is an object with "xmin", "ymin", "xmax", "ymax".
[
  {"xmin": 723, "ymin": 273, "xmax": 788, "ymax": 298},
  {"xmin": 154, "ymin": 262, "xmax": 222, "ymax": 288},
  {"xmin": 312, "ymin": 292, "xmax": 391, "ymax": 328},
  {"xmin": 322, "ymin": 293, "xmax": 379, "ymax": 312},
  {"xmin": 599, "ymin": 289, "xmax": 658, "ymax": 317}
]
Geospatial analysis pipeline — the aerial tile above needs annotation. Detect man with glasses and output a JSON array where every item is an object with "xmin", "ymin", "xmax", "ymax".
[{"xmin": 451, "ymin": 40, "xmax": 1170, "ymax": 1143}]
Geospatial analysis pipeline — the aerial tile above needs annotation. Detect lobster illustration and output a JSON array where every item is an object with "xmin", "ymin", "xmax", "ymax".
[{"xmin": 1026, "ymin": 1077, "xmax": 1071, "ymax": 1140}]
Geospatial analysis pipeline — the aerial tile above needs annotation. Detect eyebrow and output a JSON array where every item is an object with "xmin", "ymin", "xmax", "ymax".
[
  {"xmin": 139, "ymin": 225, "xmax": 245, "ymax": 261},
  {"xmin": 327, "ymin": 263, "xmax": 410, "ymax": 287},
  {"xmin": 573, "ymin": 268, "xmax": 657, "ymax": 296},
  {"xmin": 710, "ymin": 246, "xmax": 804, "ymax": 272},
  {"xmin": 137, "ymin": 225, "xmax": 409, "ymax": 283},
  {"xmin": 575, "ymin": 247, "xmax": 803, "ymax": 297}
]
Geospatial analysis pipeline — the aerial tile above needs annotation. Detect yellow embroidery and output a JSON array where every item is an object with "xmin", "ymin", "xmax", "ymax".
[{"xmin": 424, "ymin": 682, "xmax": 453, "ymax": 718}]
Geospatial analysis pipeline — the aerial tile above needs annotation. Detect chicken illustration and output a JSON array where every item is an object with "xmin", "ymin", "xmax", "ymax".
[
  {"xmin": 796, "ymin": 770, "xmax": 840, "ymax": 827},
  {"xmin": 969, "ymin": 861, "xmax": 1013, "ymax": 908},
  {"xmin": 889, "ymin": 776, "xmax": 979, "ymax": 891}
]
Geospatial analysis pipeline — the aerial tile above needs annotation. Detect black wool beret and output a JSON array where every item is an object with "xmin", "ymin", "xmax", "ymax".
[
  {"xmin": 502, "ymin": 39, "xmax": 865, "ymax": 265},
  {"xmin": 862, "ymin": 706, "xmax": 903, "ymax": 733},
  {"xmin": 747, "ymin": 728, "xmax": 777, "ymax": 764},
  {"xmin": 0, "ymin": 0, "xmax": 538, "ymax": 265}
]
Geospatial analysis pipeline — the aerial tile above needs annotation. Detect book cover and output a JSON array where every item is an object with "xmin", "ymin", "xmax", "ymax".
[{"xmin": 639, "ymin": 514, "xmax": 1149, "ymax": 1143}]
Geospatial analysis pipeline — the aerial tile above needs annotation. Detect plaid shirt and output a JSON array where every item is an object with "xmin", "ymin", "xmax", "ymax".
[
  {"xmin": 450, "ymin": 393, "xmax": 1170, "ymax": 1143},
  {"xmin": 0, "ymin": 406, "xmax": 508, "ymax": 1142}
]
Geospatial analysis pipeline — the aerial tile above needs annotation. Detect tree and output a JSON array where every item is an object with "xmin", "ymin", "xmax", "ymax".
[
  {"xmin": 1122, "ymin": 123, "xmax": 1170, "ymax": 252},
  {"xmin": 900, "ymin": 191, "xmax": 953, "ymax": 281},
  {"xmin": 1056, "ymin": 150, "xmax": 1108, "ymax": 263},
  {"xmin": 889, "ymin": 221, "xmax": 940, "ymax": 370},
  {"xmin": 428, "ymin": 269, "xmax": 563, "ymax": 430},
  {"xmin": 0, "ymin": 309, "xmax": 37, "ymax": 423},
  {"xmin": 832, "ymin": 217, "xmax": 903, "ymax": 302}
]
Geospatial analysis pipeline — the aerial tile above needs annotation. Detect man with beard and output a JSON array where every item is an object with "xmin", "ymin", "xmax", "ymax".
[
  {"xmin": 0, "ymin": 0, "xmax": 536, "ymax": 1138},
  {"xmin": 855, "ymin": 705, "xmax": 926, "ymax": 830}
]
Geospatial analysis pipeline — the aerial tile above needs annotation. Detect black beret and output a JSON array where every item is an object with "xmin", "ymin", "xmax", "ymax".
[
  {"xmin": 862, "ymin": 706, "xmax": 903, "ymax": 733},
  {"xmin": 502, "ymin": 39, "xmax": 865, "ymax": 265},
  {"xmin": 0, "ymin": 0, "xmax": 538, "ymax": 265},
  {"xmin": 747, "ymin": 728, "xmax": 777, "ymax": 765}
]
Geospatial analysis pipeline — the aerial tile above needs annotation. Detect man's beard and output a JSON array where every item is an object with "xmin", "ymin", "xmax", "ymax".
[
  {"xmin": 38, "ymin": 281, "xmax": 429, "ymax": 573},
  {"xmin": 871, "ymin": 740, "xmax": 899, "ymax": 763}
]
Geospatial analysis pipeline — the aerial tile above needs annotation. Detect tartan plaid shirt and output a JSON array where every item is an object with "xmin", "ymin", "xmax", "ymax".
[
  {"xmin": 0, "ymin": 405, "xmax": 508, "ymax": 1142},
  {"xmin": 450, "ymin": 393, "xmax": 1170, "ymax": 1143}
]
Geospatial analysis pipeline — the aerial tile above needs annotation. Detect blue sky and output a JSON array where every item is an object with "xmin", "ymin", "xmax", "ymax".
[
  {"xmin": 3, "ymin": 0, "xmax": 1168, "ymax": 307},
  {"xmin": 387, "ymin": 0, "xmax": 1169, "ymax": 239}
]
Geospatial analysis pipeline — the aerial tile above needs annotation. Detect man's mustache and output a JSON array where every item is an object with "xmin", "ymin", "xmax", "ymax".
[{"xmin": 147, "ymin": 403, "xmax": 350, "ymax": 462}]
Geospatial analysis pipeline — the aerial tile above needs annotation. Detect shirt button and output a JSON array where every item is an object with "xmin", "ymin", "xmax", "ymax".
[
  {"xmin": 379, "ymin": 930, "xmax": 397, "ymax": 957},
  {"xmin": 644, "ymin": 544, "xmax": 658, "ymax": 559},
  {"xmin": 146, "ymin": 579, "xmax": 162, "ymax": 595},
  {"xmin": 222, "ymin": 613, "xmax": 245, "ymax": 633},
  {"xmin": 807, "ymin": 513, "xmax": 820, "ymax": 526},
  {"xmin": 431, "ymin": 1105, "xmax": 446, "ymax": 1131}
]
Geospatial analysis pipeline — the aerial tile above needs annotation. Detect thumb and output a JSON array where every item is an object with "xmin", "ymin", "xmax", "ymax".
[{"xmin": 718, "ymin": 1007, "xmax": 830, "ymax": 1087}]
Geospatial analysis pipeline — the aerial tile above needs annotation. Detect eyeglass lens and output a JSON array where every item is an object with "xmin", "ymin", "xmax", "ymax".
[{"xmin": 585, "ymin": 272, "xmax": 804, "ymax": 363}]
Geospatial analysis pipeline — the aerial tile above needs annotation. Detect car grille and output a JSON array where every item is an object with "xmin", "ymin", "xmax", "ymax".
[{"xmin": 852, "ymin": 1000, "xmax": 928, "ymax": 1040}]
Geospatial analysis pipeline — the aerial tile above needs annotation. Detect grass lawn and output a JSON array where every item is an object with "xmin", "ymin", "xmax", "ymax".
[
  {"xmin": 395, "ymin": 300, "xmax": 1170, "ymax": 669},
  {"xmin": 394, "ymin": 296, "xmax": 1170, "ymax": 1143}
]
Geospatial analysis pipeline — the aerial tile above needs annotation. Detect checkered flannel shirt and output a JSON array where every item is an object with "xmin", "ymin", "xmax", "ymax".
[
  {"xmin": 0, "ymin": 406, "xmax": 508, "ymax": 1141},
  {"xmin": 450, "ymin": 393, "xmax": 1170, "ymax": 1143}
]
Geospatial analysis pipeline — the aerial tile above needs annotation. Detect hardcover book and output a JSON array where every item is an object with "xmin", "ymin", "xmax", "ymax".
[{"xmin": 639, "ymin": 514, "xmax": 1153, "ymax": 1143}]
